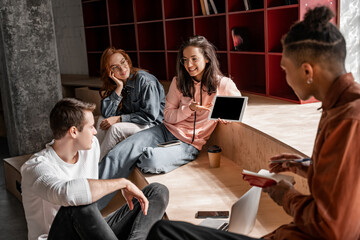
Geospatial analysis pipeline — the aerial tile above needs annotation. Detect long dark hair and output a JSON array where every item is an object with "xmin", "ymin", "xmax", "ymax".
[
  {"xmin": 99, "ymin": 47, "xmax": 141, "ymax": 99},
  {"xmin": 282, "ymin": 6, "xmax": 346, "ymax": 67},
  {"xmin": 176, "ymin": 35, "xmax": 223, "ymax": 98}
]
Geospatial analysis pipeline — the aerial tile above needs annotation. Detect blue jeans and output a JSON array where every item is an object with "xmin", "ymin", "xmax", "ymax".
[
  {"xmin": 48, "ymin": 183, "xmax": 169, "ymax": 240},
  {"xmin": 98, "ymin": 124, "xmax": 199, "ymax": 210}
]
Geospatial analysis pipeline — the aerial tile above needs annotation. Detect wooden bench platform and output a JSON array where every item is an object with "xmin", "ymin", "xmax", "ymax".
[
  {"xmin": 4, "ymin": 122, "xmax": 310, "ymax": 237},
  {"xmin": 4, "ymin": 122, "xmax": 309, "ymax": 237},
  {"xmin": 102, "ymin": 122, "xmax": 310, "ymax": 238}
]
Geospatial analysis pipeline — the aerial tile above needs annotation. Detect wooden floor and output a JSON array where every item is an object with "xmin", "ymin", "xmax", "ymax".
[
  {"xmin": 0, "ymin": 93, "xmax": 322, "ymax": 239},
  {"xmin": 145, "ymin": 152, "xmax": 293, "ymax": 238},
  {"xmin": 143, "ymin": 94, "xmax": 321, "ymax": 237},
  {"xmin": 242, "ymin": 93, "xmax": 322, "ymax": 157}
]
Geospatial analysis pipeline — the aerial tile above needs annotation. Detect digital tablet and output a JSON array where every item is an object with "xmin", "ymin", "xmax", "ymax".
[{"xmin": 209, "ymin": 96, "xmax": 248, "ymax": 122}]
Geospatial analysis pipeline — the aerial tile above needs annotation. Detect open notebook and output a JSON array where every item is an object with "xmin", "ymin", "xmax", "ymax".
[{"xmin": 199, "ymin": 186, "xmax": 262, "ymax": 234}]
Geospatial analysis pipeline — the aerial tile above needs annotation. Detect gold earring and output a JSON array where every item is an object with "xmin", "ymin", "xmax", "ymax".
[{"xmin": 307, "ymin": 78, "xmax": 313, "ymax": 84}]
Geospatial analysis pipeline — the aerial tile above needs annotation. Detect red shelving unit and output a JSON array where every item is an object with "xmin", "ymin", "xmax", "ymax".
[
  {"xmin": 228, "ymin": 11, "xmax": 265, "ymax": 52},
  {"xmin": 84, "ymin": 27, "xmax": 109, "ymax": 52},
  {"xmin": 82, "ymin": 1, "xmax": 108, "ymax": 27},
  {"xmin": 230, "ymin": 53, "xmax": 266, "ymax": 94},
  {"xmin": 163, "ymin": 0, "xmax": 193, "ymax": 19},
  {"xmin": 110, "ymin": 25, "xmax": 137, "ymax": 50},
  {"xmin": 195, "ymin": 16, "xmax": 227, "ymax": 51},
  {"xmin": 134, "ymin": 0, "xmax": 162, "ymax": 22},
  {"xmin": 267, "ymin": 7, "xmax": 298, "ymax": 53},
  {"xmin": 81, "ymin": 0, "xmax": 338, "ymax": 103},
  {"xmin": 165, "ymin": 19, "xmax": 194, "ymax": 50},
  {"xmin": 137, "ymin": 22, "xmax": 165, "ymax": 50},
  {"xmin": 108, "ymin": 0, "xmax": 134, "ymax": 24}
]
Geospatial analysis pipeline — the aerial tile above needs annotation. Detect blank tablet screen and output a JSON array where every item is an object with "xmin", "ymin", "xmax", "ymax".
[{"xmin": 209, "ymin": 96, "xmax": 247, "ymax": 121}]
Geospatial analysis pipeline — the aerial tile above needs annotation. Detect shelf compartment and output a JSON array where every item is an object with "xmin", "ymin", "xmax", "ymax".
[
  {"xmin": 228, "ymin": 12, "xmax": 265, "ymax": 52},
  {"xmin": 194, "ymin": 0, "xmax": 226, "ymax": 16},
  {"xmin": 82, "ymin": 1, "xmax": 107, "ymax": 27},
  {"xmin": 267, "ymin": 0, "xmax": 298, "ymax": 8},
  {"xmin": 195, "ymin": 16, "xmax": 227, "ymax": 51},
  {"xmin": 164, "ymin": 0, "xmax": 192, "ymax": 19},
  {"xmin": 165, "ymin": 19, "xmax": 194, "ymax": 50},
  {"xmin": 217, "ymin": 53, "xmax": 228, "ymax": 76},
  {"xmin": 210, "ymin": 0, "xmax": 226, "ymax": 14},
  {"xmin": 193, "ymin": 0, "xmax": 201, "ymax": 16},
  {"xmin": 127, "ymin": 52, "xmax": 138, "ymax": 69},
  {"xmin": 139, "ymin": 52, "xmax": 166, "ymax": 81},
  {"xmin": 228, "ymin": 0, "xmax": 247, "ymax": 12},
  {"xmin": 268, "ymin": 55, "xmax": 298, "ymax": 101},
  {"xmin": 85, "ymin": 27, "xmax": 109, "ymax": 52},
  {"xmin": 137, "ymin": 22, "xmax": 165, "ymax": 50},
  {"xmin": 87, "ymin": 52, "xmax": 102, "ymax": 76},
  {"xmin": 110, "ymin": 25, "xmax": 137, "ymax": 51},
  {"xmin": 134, "ymin": 0, "xmax": 162, "ymax": 22},
  {"xmin": 230, "ymin": 53, "xmax": 266, "ymax": 94},
  {"xmin": 167, "ymin": 52, "xmax": 177, "ymax": 80},
  {"xmin": 267, "ymin": 7, "xmax": 298, "ymax": 53},
  {"xmin": 108, "ymin": 0, "xmax": 134, "ymax": 24},
  {"xmin": 229, "ymin": 0, "xmax": 264, "ymax": 12}
]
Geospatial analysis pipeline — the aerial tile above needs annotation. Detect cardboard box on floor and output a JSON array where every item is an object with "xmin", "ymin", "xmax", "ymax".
[
  {"xmin": 75, "ymin": 87, "xmax": 101, "ymax": 116},
  {"xmin": 3, "ymin": 154, "xmax": 32, "ymax": 202}
]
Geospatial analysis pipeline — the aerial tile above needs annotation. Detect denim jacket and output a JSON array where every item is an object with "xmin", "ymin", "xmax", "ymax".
[{"xmin": 101, "ymin": 70, "xmax": 165, "ymax": 126}]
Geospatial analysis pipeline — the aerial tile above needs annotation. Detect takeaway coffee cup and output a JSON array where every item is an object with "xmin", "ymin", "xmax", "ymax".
[{"xmin": 208, "ymin": 145, "xmax": 222, "ymax": 168}]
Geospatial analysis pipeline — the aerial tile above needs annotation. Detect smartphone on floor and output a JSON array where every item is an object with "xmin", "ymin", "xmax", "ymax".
[
  {"xmin": 157, "ymin": 140, "xmax": 181, "ymax": 147},
  {"xmin": 195, "ymin": 211, "xmax": 230, "ymax": 218}
]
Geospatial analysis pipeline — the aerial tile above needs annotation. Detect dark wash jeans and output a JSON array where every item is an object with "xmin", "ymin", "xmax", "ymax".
[{"xmin": 48, "ymin": 183, "xmax": 169, "ymax": 240}]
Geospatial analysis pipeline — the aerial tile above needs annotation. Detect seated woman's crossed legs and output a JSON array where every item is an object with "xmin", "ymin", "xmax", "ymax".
[{"xmin": 96, "ymin": 115, "xmax": 150, "ymax": 161}]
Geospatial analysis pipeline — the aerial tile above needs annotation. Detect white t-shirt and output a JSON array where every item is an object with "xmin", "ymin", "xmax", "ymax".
[{"xmin": 21, "ymin": 136, "xmax": 100, "ymax": 240}]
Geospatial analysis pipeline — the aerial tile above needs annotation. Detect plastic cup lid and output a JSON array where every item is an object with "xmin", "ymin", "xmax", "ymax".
[{"xmin": 208, "ymin": 145, "xmax": 222, "ymax": 153}]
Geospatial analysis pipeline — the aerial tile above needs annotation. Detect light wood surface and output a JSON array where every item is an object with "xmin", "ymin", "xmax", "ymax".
[
  {"xmin": 102, "ymin": 122, "xmax": 309, "ymax": 237},
  {"xmin": 206, "ymin": 122, "xmax": 310, "ymax": 194},
  {"xmin": 242, "ymin": 93, "xmax": 321, "ymax": 156},
  {"xmin": 144, "ymin": 151, "xmax": 293, "ymax": 238}
]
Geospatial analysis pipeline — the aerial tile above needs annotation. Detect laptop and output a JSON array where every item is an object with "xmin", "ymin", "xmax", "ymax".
[
  {"xmin": 208, "ymin": 96, "xmax": 248, "ymax": 122},
  {"xmin": 198, "ymin": 186, "xmax": 262, "ymax": 234}
]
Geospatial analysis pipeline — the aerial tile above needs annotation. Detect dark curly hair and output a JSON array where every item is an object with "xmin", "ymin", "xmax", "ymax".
[{"xmin": 282, "ymin": 6, "xmax": 346, "ymax": 68}]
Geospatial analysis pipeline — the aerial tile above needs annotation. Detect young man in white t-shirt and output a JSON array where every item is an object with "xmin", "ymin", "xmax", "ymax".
[{"xmin": 21, "ymin": 98, "xmax": 169, "ymax": 240}]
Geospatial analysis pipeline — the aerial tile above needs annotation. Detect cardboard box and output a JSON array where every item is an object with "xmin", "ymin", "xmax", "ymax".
[
  {"xmin": 75, "ymin": 87, "xmax": 101, "ymax": 116},
  {"xmin": 3, "ymin": 154, "xmax": 32, "ymax": 202}
]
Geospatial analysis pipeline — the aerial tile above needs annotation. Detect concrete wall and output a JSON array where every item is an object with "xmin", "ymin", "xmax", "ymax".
[
  {"xmin": 52, "ymin": 0, "xmax": 88, "ymax": 75},
  {"xmin": 340, "ymin": 0, "xmax": 360, "ymax": 83},
  {"xmin": 0, "ymin": 0, "xmax": 62, "ymax": 155},
  {"xmin": 0, "ymin": 0, "xmax": 88, "ymax": 142}
]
